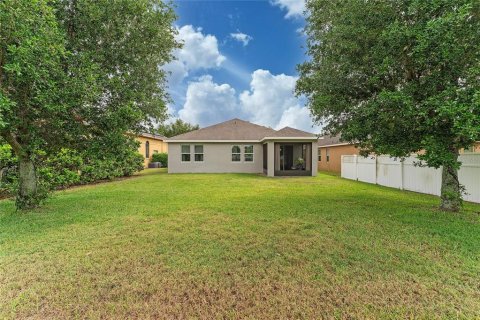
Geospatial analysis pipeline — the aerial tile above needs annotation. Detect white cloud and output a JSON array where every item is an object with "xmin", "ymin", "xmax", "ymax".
[
  {"xmin": 176, "ymin": 70, "xmax": 320, "ymax": 133},
  {"xmin": 240, "ymin": 69, "xmax": 316, "ymax": 131},
  {"xmin": 230, "ymin": 32, "xmax": 253, "ymax": 46},
  {"xmin": 276, "ymin": 105, "xmax": 315, "ymax": 131},
  {"xmin": 271, "ymin": 0, "xmax": 305, "ymax": 18},
  {"xmin": 178, "ymin": 75, "xmax": 240, "ymax": 126},
  {"xmin": 164, "ymin": 25, "xmax": 226, "ymax": 85}
]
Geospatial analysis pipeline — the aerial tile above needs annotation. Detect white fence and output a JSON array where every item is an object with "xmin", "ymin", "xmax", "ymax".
[{"xmin": 341, "ymin": 154, "xmax": 480, "ymax": 203}]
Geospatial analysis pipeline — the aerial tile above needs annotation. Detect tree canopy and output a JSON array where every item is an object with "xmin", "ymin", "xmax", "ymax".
[
  {"xmin": 157, "ymin": 119, "xmax": 200, "ymax": 138},
  {"xmin": 0, "ymin": 0, "xmax": 178, "ymax": 208},
  {"xmin": 297, "ymin": 0, "xmax": 480, "ymax": 211}
]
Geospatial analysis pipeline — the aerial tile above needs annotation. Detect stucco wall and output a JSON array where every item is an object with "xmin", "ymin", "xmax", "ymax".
[
  {"xmin": 318, "ymin": 144, "xmax": 358, "ymax": 173},
  {"xmin": 137, "ymin": 137, "xmax": 168, "ymax": 168},
  {"xmin": 460, "ymin": 142, "xmax": 480, "ymax": 154},
  {"xmin": 168, "ymin": 143, "xmax": 264, "ymax": 173}
]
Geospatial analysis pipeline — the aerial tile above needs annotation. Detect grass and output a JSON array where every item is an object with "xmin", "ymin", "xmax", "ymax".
[{"xmin": 1, "ymin": 169, "xmax": 479, "ymax": 319}]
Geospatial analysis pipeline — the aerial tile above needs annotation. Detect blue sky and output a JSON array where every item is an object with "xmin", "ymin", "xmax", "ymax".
[{"xmin": 164, "ymin": 0, "xmax": 320, "ymax": 132}]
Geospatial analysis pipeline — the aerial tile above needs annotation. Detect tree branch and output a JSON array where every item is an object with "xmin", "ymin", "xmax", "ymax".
[{"xmin": 0, "ymin": 130, "xmax": 25, "ymax": 158}]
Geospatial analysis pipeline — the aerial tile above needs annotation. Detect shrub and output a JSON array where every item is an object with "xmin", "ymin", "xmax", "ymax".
[
  {"xmin": 38, "ymin": 148, "xmax": 83, "ymax": 189},
  {"xmin": 0, "ymin": 143, "xmax": 144, "ymax": 197},
  {"xmin": 151, "ymin": 152, "xmax": 168, "ymax": 167},
  {"xmin": 0, "ymin": 145, "xmax": 17, "ymax": 196},
  {"xmin": 80, "ymin": 149, "xmax": 144, "ymax": 183}
]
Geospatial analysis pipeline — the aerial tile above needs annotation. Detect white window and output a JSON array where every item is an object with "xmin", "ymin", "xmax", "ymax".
[
  {"xmin": 181, "ymin": 145, "xmax": 191, "ymax": 162},
  {"xmin": 326, "ymin": 147, "xmax": 330, "ymax": 162},
  {"xmin": 232, "ymin": 145, "xmax": 241, "ymax": 162},
  {"xmin": 244, "ymin": 145, "xmax": 254, "ymax": 162},
  {"xmin": 194, "ymin": 145, "xmax": 204, "ymax": 162}
]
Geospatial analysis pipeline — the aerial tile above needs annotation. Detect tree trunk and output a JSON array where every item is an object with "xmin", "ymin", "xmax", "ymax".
[
  {"xmin": 440, "ymin": 152, "xmax": 462, "ymax": 212},
  {"xmin": 17, "ymin": 157, "xmax": 38, "ymax": 209}
]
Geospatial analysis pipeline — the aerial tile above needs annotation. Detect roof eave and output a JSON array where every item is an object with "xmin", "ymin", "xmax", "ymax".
[{"xmin": 260, "ymin": 137, "xmax": 319, "ymax": 142}]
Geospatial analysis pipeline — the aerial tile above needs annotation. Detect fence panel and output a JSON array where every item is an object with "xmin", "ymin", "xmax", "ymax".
[
  {"xmin": 341, "ymin": 155, "xmax": 357, "ymax": 180},
  {"xmin": 341, "ymin": 154, "xmax": 480, "ymax": 204},
  {"xmin": 459, "ymin": 154, "xmax": 480, "ymax": 203},
  {"xmin": 402, "ymin": 157, "xmax": 442, "ymax": 196},
  {"xmin": 357, "ymin": 156, "xmax": 376, "ymax": 184},
  {"xmin": 377, "ymin": 156, "xmax": 403, "ymax": 189}
]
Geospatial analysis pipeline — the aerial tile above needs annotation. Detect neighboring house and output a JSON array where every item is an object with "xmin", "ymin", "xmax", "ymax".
[
  {"xmin": 318, "ymin": 135, "xmax": 359, "ymax": 173},
  {"xmin": 461, "ymin": 142, "xmax": 480, "ymax": 154},
  {"xmin": 136, "ymin": 133, "xmax": 168, "ymax": 168},
  {"xmin": 318, "ymin": 135, "xmax": 480, "ymax": 174},
  {"xmin": 166, "ymin": 119, "xmax": 318, "ymax": 177}
]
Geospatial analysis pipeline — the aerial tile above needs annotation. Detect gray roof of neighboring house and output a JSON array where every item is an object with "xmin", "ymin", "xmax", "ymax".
[
  {"xmin": 317, "ymin": 135, "xmax": 351, "ymax": 147},
  {"xmin": 138, "ymin": 132, "xmax": 167, "ymax": 140},
  {"xmin": 167, "ymin": 118, "xmax": 317, "ymax": 141}
]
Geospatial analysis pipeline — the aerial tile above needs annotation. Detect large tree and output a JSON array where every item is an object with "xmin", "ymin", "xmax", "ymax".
[
  {"xmin": 157, "ymin": 119, "xmax": 199, "ymax": 137},
  {"xmin": 297, "ymin": 0, "xmax": 480, "ymax": 211},
  {"xmin": 0, "ymin": 0, "xmax": 178, "ymax": 209}
]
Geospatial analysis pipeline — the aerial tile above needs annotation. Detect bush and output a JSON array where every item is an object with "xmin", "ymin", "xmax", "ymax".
[
  {"xmin": 151, "ymin": 152, "xmax": 168, "ymax": 167},
  {"xmin": 0, "ymin": 145, "xmax": 17, "ymax": 195},
  {"xmin": 39, "ymin": 148, "xmax": 83, "ymax": 189},
  {"xmin": 80, "ymin": 148, "xmax": 144, "ymax": 183},
  {"xmin": 0, "ymin": 142, "xmax": 145, "ymax": 197}
]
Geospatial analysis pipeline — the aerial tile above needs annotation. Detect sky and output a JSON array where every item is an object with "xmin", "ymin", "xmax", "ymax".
[{"xmin": 164, "ymin": 0, "xmax": 320, "ymax": 133}]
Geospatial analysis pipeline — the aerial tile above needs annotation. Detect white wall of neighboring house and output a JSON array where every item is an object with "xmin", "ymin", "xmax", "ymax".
[{"xmin": 341, "ymin": 154, "xmax": 480, "ymax": 203}]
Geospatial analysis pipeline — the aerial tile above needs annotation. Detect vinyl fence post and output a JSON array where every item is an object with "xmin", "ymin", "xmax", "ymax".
[
  {"xmin": 375, "ymin": 155, "xmax": 378, "ymax": 185},
  {"xmin": 400, "ymin": 159, "xmax": 404, "ymax": 190},
  {"xmin": 354, "ymin": 155, "xmax": 358, "ymax": 181}
]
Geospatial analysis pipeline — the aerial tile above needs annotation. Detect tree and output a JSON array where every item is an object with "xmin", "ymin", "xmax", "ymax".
[
  {"xmin": 297, "ymin": 0, "xmax": 480, "ymax": 211},
  {"xmin": 0, "ymin": 0, "xmax": 178, "ymax": 209},
  {"xmin": 157, "ymin": 119, "xmax": 199, "ymax": 137}
]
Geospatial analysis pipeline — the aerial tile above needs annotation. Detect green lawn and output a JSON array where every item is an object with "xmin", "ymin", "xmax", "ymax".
[{"xmin": 1, "ymin": 169, "xmax": 479, "ymax": 319}]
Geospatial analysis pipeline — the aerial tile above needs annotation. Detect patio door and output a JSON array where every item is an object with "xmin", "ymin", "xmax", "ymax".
[{"xmin": 280, "ymin": 145, "xmax": 294, "ymax": 170}]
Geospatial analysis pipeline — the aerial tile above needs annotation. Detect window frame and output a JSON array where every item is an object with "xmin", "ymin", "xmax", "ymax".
[
  {"xmin": 145, "ymin": 141, "xmax": 150, "ymax": 159},
  {"xmin": 231, "ymin": 145, "xmax": 241, "ymax": 162},
  {"xmin": 318, "ymin": 149, "xmax": 322, "ymax": 162},
  {"xmin": 326, "ymin": 147, "xmax": 330, "ymax": 162},
  {"xmin": 244, "ymin": 145, "xmax": 254, "ymax": 163},
  {"xmin": 181, "ymin": 144, "xmax": 191, "ymax": 162},
  {"xmin": 194, "ymin": 144, "xmax": 204, "ymax": 162}
]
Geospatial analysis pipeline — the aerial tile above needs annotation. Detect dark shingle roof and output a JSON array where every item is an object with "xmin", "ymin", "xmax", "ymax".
[
  {"xmin": 275, "ymin": 126, "xmax": 317, "ymax": 138},
  {"xmin": 168, "ymin": 119, "xmax": 317, "ymax": 141},
  {"xmin": 139, "ymin": 132, "xmax": 167, "ymax": 140},
  {"xmin": 317, "ymin": 135, "xmax": 350, "ymax": 147}
]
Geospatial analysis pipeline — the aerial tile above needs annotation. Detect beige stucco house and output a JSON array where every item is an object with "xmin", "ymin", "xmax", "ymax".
[
  {"xmin": 166, "ymin": 119, "xmax": 319, "ymax": 177},
  {"xmin": 136, "ymin": 133, "xmax": 168, "ymax": 168}
]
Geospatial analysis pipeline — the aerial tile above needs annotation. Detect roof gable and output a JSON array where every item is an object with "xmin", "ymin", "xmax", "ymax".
[{"xmin": 274, "ymin": 127, "xmax": 317, "ymax": 138}]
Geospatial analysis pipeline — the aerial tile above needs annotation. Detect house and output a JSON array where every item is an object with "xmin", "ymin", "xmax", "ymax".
[
  {"xmin": 166, "ymin": 119, "xmax": 318, "ymax": 176},
  {"xmin": 318, "ymin": 135, "xmax": 480, "ymax": 174},
  {"xmin": 462, "ymin": 142, "xmax": 480, "ymax": 153},
  {"xmin": 318, "ymin": 135, "xmax": 359, "ymax": 173},
  {"xmin": 136, "ymin": 133, "xmax": 168, "ymax": 168}
]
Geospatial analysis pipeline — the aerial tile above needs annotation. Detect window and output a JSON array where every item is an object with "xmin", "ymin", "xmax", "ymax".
[
  {"xmin": 318, "ymin": 149, "xmax": 322, "ymax": 161},
  {"xmin": 145, "ymin": 141, "xmax": 150, "ymax": 159},
  {"xmin": 194, "ymin": 145, "xmax": 204, "ymax": 162},
  {"xmin": 181, "ymin": 145, "xmax": 191, "ymax": 162},
  {"xmin": 326, "ymin": 148, "xmax": 330, "ymax": 162},
  {"xmin": 232, "ymin": 145, "xmax": 241, "ymax": 162},
  {"xmin": 244, "ymin": 145, "xmax": 254, "ymax": 162}
]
